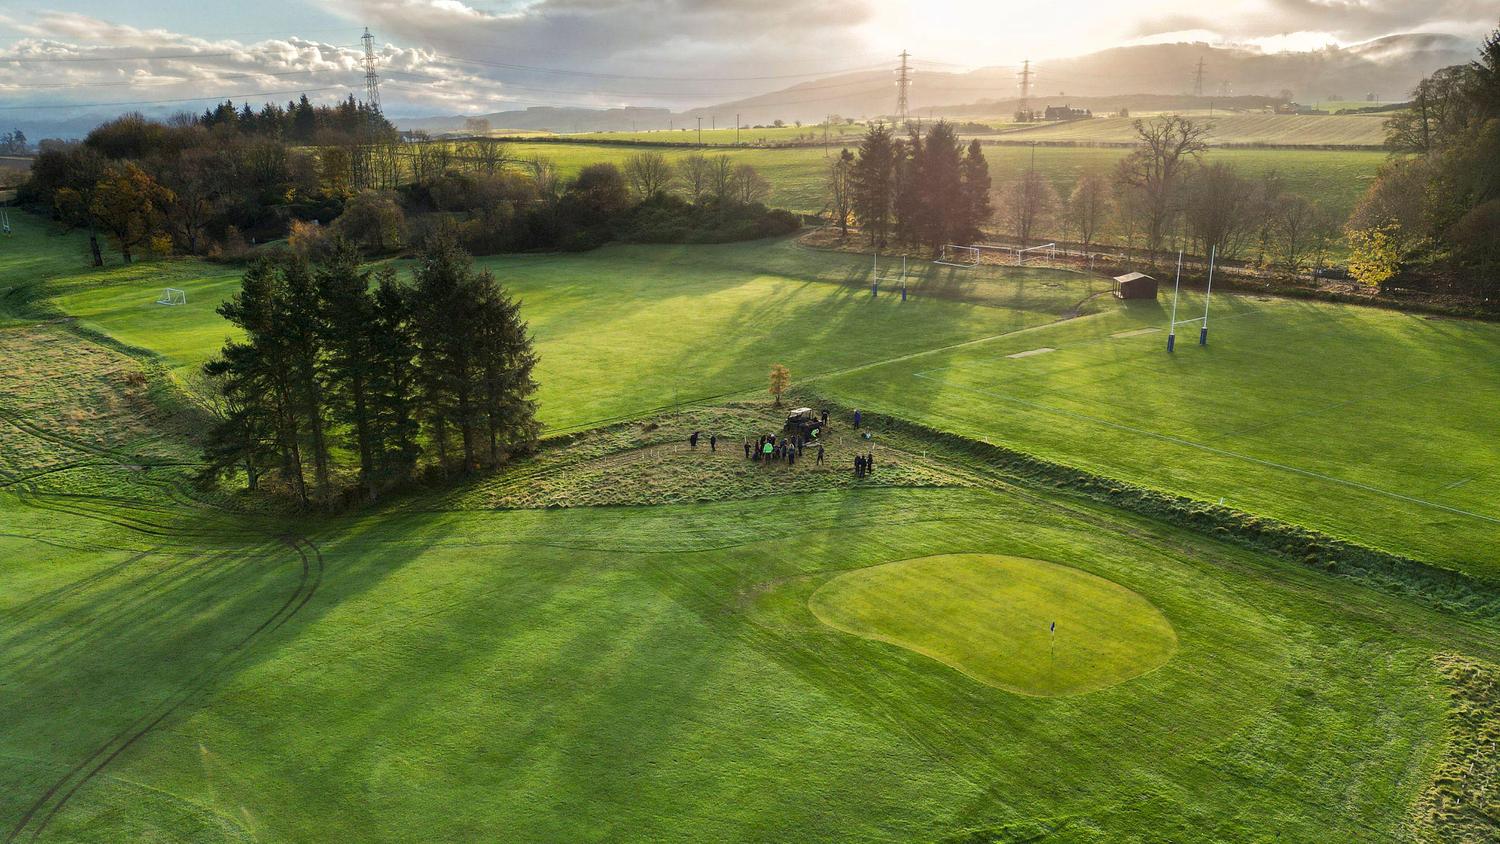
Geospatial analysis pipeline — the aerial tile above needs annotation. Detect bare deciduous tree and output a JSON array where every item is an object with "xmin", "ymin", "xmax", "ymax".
[
  {"xmin": 678, "ymin": 153, "xmax": 712, "ymax": 203},
  {"xmin": 1066, "ymin": 172, "xmax": 1112, "ymax": 252},
  {"xmin": 624, "ymin": 151, "xmax": 674, "ymax": 200},
  {"xmin": 1268, "ymin": 196, "xmax": 1339, "ymax": 275},
  {"xmin": 1114, "ymin": 114, "xmax": 1211, "ymax": 260},
  {"xmin": 1183, "ymin": 162, "xmax": 1259, "ymax": 259},
  {"xmin": 731, "ymin": 164, "xmax": 771, "ymax": 204},
  {"xmin": 1001, "ymin": 170, "xmax": 1056, "ymax": 250}
]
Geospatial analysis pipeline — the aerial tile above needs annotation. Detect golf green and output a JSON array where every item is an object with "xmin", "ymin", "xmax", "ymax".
[{"xmin": 809, "ymin": 553, "xmax": 1178, "ymax": 696}]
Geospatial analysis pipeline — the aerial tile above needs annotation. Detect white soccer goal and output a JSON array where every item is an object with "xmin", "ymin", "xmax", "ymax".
[
  {"xmin": 157, "ymin": 287, "xmax": 187, "ymax": 306},
  {"xmin": 934, "ymin": 243, "xmax": 979, "ymax": 268},
  {"xmin": 1015, "ymin": 242, "xmax": 1057, "ymax": 265}
]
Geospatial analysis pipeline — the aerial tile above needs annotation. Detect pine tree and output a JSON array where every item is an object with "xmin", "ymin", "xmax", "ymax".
[
  {"xmin": 850, "ymin": 123, "xmax": 896, "ymax": 247},
  {"xmin": 278, "ymin": 256, "xmax": 333, "ymax": 501},
  {"xmin": 368, "ymin": 270, "xmax": 422, "ymax": 485},
  {"xmin": 891, "ymin": 133, "xmax": 921, "ymax": 248},
  {"xmin": 916, "ymin": 122, "xmax": 965, "ymax": 251},
  {"xmin": 315, "ymin": 238, "xmax": 380, "ymax": 500},
  {"xmin": 208, "ymin": 258, "xmax": 310, "ymax": 504},
  {"xmin": 475, "ymin": 281, "xmax": 540, "ymax": 465},
  {"xmin": 410, "ymin": 231, "xmax": 484, "ymax": 471},
  {"xmin": 960, "ymin": 139, "xmax": 993, "ymax": 241}
]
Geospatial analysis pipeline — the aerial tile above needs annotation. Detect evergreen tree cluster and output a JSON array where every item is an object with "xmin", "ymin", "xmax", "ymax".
[
  {"xmin": 846, "ymin": 121, "xmax": 991, "ymax": 251},
  {"xmin": 197, "ymin": 94, "xmax": 392, "ymax": 144},
  {"xmin": 202, "ymin": 233, "xmax": 539, "ymax": 506}
]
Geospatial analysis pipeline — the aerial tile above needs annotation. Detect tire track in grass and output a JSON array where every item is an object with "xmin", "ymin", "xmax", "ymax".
[{"xmin": 5, "ymin": 535, "xmax": 323, "ymax": 843}]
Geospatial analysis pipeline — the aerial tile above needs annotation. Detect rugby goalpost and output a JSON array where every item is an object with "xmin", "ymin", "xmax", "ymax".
[
  {"xmin": 157, "ymin": 287, "xmax": 187, "ymax": 306},
  {"xmin": 1165, "ymin": 246, "xmax": 1216, "ymax": 352}
]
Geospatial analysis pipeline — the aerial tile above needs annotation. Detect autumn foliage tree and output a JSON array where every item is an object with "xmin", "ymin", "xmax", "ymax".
[
  {"xmin": 769, "ymin": 364, "xmax": 790, "ymax": 407},
  {"xmin": 88, "ymin": 161, "xmax": 173, "ymax": 263}
]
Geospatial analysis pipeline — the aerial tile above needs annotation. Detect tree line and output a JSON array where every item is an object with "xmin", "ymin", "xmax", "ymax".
[
  {"xmin": 19, "ymin": 105, "xmax": 798, "ymax": 268},
  {"xmin": 0, "ymin": 129, "xmax": 26, "ymax": 155},
  {"xmin": 201, "ymin": 232, "xmax": 539, "ymax": 506},
  {"xmin": 195, "ymin": 94, "xmax": 388, "ymax": 145},
  {"xmin": 20, "ymin": 100, "xmax": 398, "ymax": 266},
  {"xmin": 829, "ymin": 115, "xmax": 1340, "ymax": 275},
  {"xmin": 301, "ymin": 146, "xmax": 797, "ymax": 258}
]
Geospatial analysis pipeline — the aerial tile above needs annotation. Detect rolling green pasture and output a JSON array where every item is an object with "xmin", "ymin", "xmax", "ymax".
[
  {"xmin": 996, "ymin": 113, "xmax": 1390, "ymax": 147},
  {"xmin": 2, "ymin": 411, "xmax": 1486, "ymax": 841},
  {"xmin": 817, "ymin": 285, "xmax": 1500, "ymax": 573},
  {"xmin": 565, "ymin": 123, "xmax": 871, "ymax": 145},
  {"xmin": 494, "ymin": 141, "xmax": 1386, "ymax": 220},
  {"xmin": 4, "ymin": 215, "xmax": 1500, "ymax": 840},
  {"xmin": 9, "ymin": 218, "xmax": 1496, "ymax": 568}
]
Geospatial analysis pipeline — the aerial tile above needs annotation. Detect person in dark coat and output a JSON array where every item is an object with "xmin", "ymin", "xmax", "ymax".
[
  {"xmin": 853, "ymin": 410, "xmax": 861, "ymax": 429},
  {"xmin": 796, "ymin": 437, "xmax": 804, "ymax": 456},
  {"xmin": 744, "ymin": 439, "xmax": 752, "ymax": 459},
  {"xmin": 816, "ymin": 443, "xmax": 824, "ymax": 465},
  {"xmin": 788, "ymin": 448, "xmax": 795, "ymax": 467},
  {"xmin": 866, "ymin": 451, "xmax": 874, "ymax": 474},
  {"xmin": 710, "ymin": 434, "xmax": 717, "ymax": 452},
  {"xmin": 821, "ymin": 409, "xmax": 828, "ymax": 425},
  {"xmin": 689, "ymin": 430, "xmax": 699, "ymax": 447}
]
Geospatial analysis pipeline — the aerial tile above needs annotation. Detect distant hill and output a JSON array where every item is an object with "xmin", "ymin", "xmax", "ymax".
[{"xmin": 675, "ymin": 33, "xmax": 1472, "ymax": 125}]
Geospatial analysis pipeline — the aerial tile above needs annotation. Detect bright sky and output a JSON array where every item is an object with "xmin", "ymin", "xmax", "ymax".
[{"xmin": 0, "ymin": 0, "xmax": 1491, "ymax": 118}]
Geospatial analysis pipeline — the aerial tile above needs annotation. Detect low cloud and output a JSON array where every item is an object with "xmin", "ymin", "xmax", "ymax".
[{"xmin": 1132, "ymin": 0, "xmax": 1496, "ymax": 44}]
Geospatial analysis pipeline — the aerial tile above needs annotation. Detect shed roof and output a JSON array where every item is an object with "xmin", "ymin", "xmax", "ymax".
[{"xmin": 1114, "ymin": 272, "xmax": 1154, "ymax": 283}]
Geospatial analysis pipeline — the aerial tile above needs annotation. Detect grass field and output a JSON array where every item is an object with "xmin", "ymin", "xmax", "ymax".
[
  {"xmin": 5, "ymin": 215, "xmax": 1500, "ymax": 841},
  {"xmin": 809, "ymin": 553, "xmax": 1179, "ymax": 696},
  {"xmin": 563, "ymin": 123, "xmax": 872, "ymax": 145},
  {"xmin": 11, "ymin": 218, "xmax": 1497, "ymax": 567},
  {"xmin": 995, "ymin": 113, "xmax": 1390, "ymax": 147},
  {"xmin": 492, "ymin": 140, "xmax": 1386, "ymax": 220}
]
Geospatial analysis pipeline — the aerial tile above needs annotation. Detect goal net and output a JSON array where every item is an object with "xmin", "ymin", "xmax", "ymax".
[
  {"xmin": 157, "ymin": 287, "xmax": 187, "ymax": 306},
  {"xmin": 934, "ymin": 244, "xmax": 979, "ymax": 268}
]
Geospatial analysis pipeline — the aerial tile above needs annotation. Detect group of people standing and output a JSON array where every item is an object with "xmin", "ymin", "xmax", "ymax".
[
  {"xmin": 689, "ymin": 408, "xmax": 875, "ymax": 478},
  {"xmin": 746, "ymin": 432, "xmax": 822, "ymax": 467},
  {"xmin": 854, "ymin": 452, "xmax": 874, "ymax": 478}
]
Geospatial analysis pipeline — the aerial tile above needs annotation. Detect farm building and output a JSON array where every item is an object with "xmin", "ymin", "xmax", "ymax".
[
  {"xmin": 1043, "ymin": 105, "xmax": 1092, "ymax": 121},
  {"xmin": 1113, "ymin": 272, "xmax": 1158, "ymax": 300}
]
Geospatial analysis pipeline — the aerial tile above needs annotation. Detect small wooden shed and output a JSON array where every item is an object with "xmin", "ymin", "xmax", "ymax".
[{"xmin": 1113, "ymin": 272, "xmax": 1158, "ymax": 300}]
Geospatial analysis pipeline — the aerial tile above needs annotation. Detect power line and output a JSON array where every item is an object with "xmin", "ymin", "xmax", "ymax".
[
  {"xmin": 380, "ymin": 77, "xmax": 892, "ymax": 111},
  {"xmin": 381, "ymin": 69, "xmax": 890, "ymax": 100},
  {"xmin": 433, "ymin": 53, "xmax": 894, "ymax": 83},
  {"xmin": 0, "ymin": 85, "xmax": 352, "ymax": 111},
  {"xmin": 1194, "ymin": 57, "xmax": 1205, "ymax": 97}
]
